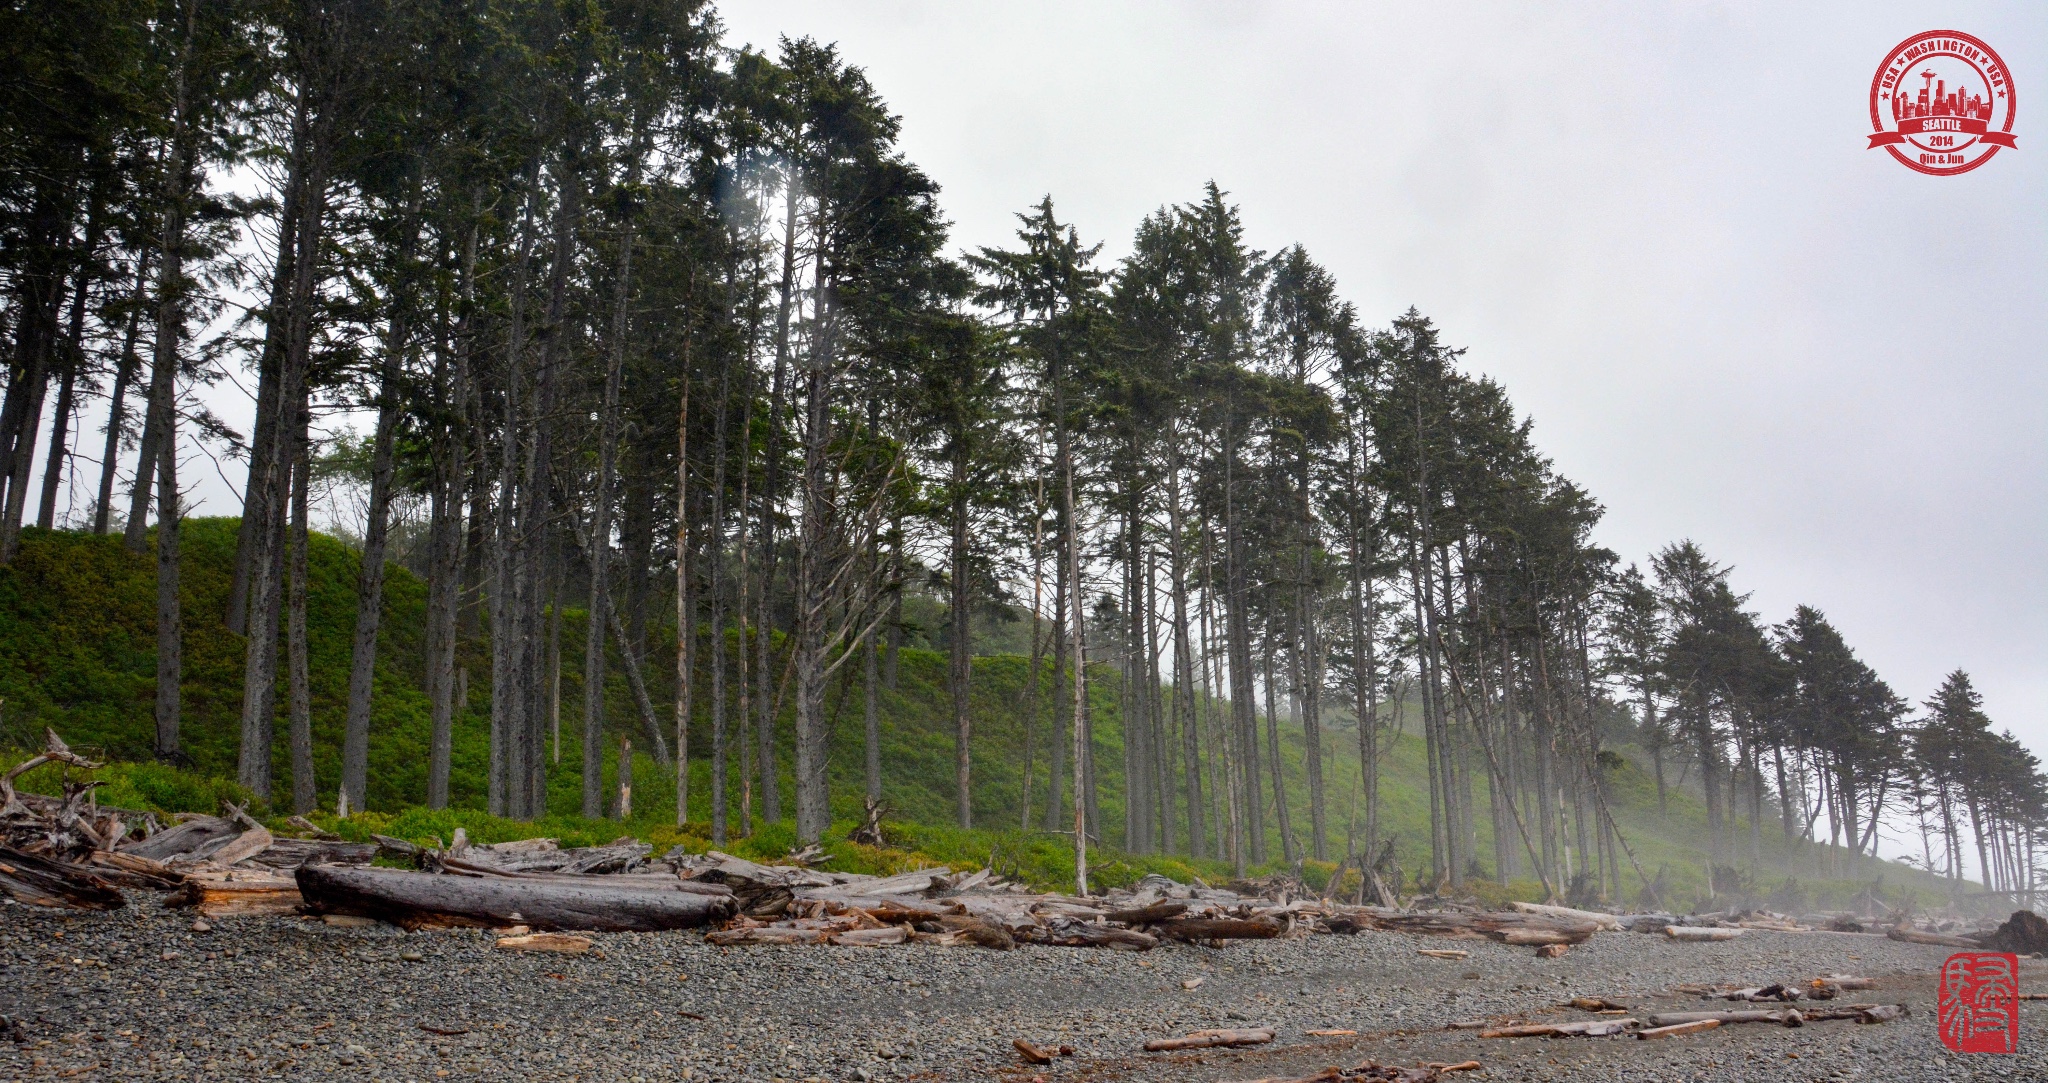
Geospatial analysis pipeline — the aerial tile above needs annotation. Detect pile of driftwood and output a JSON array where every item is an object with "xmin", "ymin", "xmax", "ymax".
[{"xmin": 686, "ymin": 864, "xmax": 1609, "ymax": 952}]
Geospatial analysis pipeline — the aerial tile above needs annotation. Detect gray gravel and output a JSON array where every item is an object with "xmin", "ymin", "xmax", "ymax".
[{"xmin": 3, "ymin": 894, "xmax": 2044, "ymax": 1081}]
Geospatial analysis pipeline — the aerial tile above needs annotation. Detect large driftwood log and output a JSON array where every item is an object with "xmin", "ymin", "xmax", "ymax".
[
  {"xmin": 86, "ymin": 850, "xmax": 184, "ymax": 890},
  {"xmin": 1105, "ymin": 901, "xmax": 1189, "ymax": 924},
  {"xmin": 1886, "ymin": 926, "xmax": 1978, "ymax": 948},
  {"xmin": 297, "ymin": 864, "xmax": 734, "ymax": 931},
  {"xmin": 1024, "ymin": 918, "xmax": 1157, "ymax": 950},
  {"xmin": 249, "ymin": 838, "xmax": 378, "ymax": 870},
  {"xmin": 1339, "ymin": 907, "xmax": 1599, "ymax": 945},
  {"xmin": 164, "ymin": 873, "xmax": 304, "ymax": 916},
  {"xmin": 1154, "ymin": 917, "xmax": 1284, "ymax": 942},
  {"xmin": 0, "ymin": 846, "xmax": 125, "ymax": 909},
  {"xmin": 1510, "ymin": 901, "xmax": 1622, "ymax": 931},
  {"xmin": 122, "ymin": 816, "xmax": 235, "ymax": 861}
]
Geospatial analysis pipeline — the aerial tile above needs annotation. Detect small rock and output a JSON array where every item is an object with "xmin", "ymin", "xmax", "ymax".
[
  {"xmin": 1182, "ymin": 977, "xmax": 1204, "ymax": 990},
  {"xmin": 160, "ymin": 951, "xmax": 180, "ymax": 961},
  {"xmin": 401, "ymin": 950, "xmax": 425, "ymax": 962},
  {"xmin": 190, "ymin": 920, "xmax": 211, "ymax": 934}
]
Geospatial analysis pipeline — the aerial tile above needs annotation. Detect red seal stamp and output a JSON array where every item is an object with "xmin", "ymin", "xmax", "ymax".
[
  {"xmin": 1939, "ymin": 951, "xmax": 2019, "ymax": 1053},
  {"xmin": 1867, "ymin": 30, "xmax": 2018, "ymax": 175}
]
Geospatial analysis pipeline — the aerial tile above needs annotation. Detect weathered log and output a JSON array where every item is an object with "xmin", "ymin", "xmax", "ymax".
[
  {"xmin": 1645, "ymin": 1010, "xmax": 1802, "ymax": 1028},
  {"xmin": 1338, "ymin": 907, "xmax": 1597, "ymax": 945},
  {"xmin": 249, "ymin": 838, "xmax": 377, "ymax": 869},
  {"xmin": 1886, "ymin": 926, "xmax": 1977, "ymax": 948},
  {"xmin": 164, "ymin": 873, "xmax": 303, "ymax": 916},
  {"xmin": 1570, "ymin": 998, "xmax": 1629, "ymax": 1012},
  {"xmin": 209, "ymin": 823, "xmax": 275, "ymax": 868},
  {"xmin": 800, "ymin": 889, "xmax": 955, "ymax": 921},
  {"xmin": 1417, "ymin": 949, "xmax": 1469, "ymax": 959},
  {"xmin": 494, "ymin": 933, "xmax": 592, "ymax": 954},
  {"xmin": 1636, "ymin": 1019, "xmax": 1720, "ymax": 1040},
  {"xmin": 86, "ymin": 850, "xmax": 183, "ymax": 890},
  {"xmin": 706, "ymin": 925, "xmax": 832, "ymax": 946},
  {"xmin": 1154, "ymin": 917, "xmax": 1283, "ymax": 942},
  {"xmin": 296, "ymin": 864, "xmax": 734, "ymax": 932},
  {"xmin": 1664, "ymin": 926, "xmax": 1744, "ymax": 942},
  {"xmin": 1478, "ymin": 1019, "xmax": 1635, "ymax": 1038},
  {"xmin": 1143, "ymin": 1027, "xmax": 1275, "ymax": 1052},
  {"xmin": 122, "ymin": 816, "xmax": 235, "ymax": 861},
  {"xmin": 1510, "ymin": 902, "xmax": 1622, "ymax": 931},
  {"xmin": 1105, "ymin": 901, "xmax": 1189, "ymax": 925},
  {"xmin": 1025, "ymin": 918, "xmax": 1158, "ymax": 950},
  {"xmin": 930, "ymin": 913, "xmax": 1015, "ymax": 949},
  {"xmin": 0, "ymin": 846, "xmax": 124, "ymax": 909},
  {"xmin": 829, "ymin": 926, "xmax": 909, "ymax": 946}
]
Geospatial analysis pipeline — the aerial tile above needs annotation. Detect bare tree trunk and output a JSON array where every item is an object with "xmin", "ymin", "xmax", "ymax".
[
  {"xmin": 238, "ymin": 105, "xmax": 331, "ymax": 799},
  {"xmin": 286, "ymin": 423, "xmax": 314, "ymax": 813},
  {"xmin": 339, "ymin": 304, "xmax": 407, "ymax": 815},
  {"xmin": 950, "ymin": 451, "xmax": 972, "ymax": 828},
  {"xmin": 152, "ymin": 400, "xmax": 180, "ymax": 762},
  {"xmin": 1062, "ymin": 402, "xmax": 1088, "ymax": 896},
  {"xmin": 487, "ymin": 171, "xmax": 541, "ymax": 817},
  {"xmin": 1164, "ymin": 444, "xmax": 1203, "ymax": 858},
  {"xmin": 1042, "ymin": 520, "xmax": 1067, "ymax": 831},
  {"xmin": 1020, "ymin": 477, "xmax": 1045, "ymax": 830},
  {"xmin": 755, "ymin": 188, "xmax": 800, "ymax": 828},
  {"xmin": 35, "ymin": 245, "xmax": 95, "ymax": 531},
  {"xmin": 92, "ymin": 254, "xmax": 150, "ymax": 536}
]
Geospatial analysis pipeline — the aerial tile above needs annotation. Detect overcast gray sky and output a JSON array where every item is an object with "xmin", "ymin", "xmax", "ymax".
[{"xmin": 715, "ymin": 2, "xmax": 2048, "ymax": 745}]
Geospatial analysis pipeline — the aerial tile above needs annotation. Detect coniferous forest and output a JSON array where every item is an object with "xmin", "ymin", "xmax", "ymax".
[{"xmin": 2, "ymin": 0, "xmax": 2040, "ymax": 905}]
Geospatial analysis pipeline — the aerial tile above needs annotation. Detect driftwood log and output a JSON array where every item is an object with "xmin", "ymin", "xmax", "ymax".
[
  {"xmin": 1477, "ymin": 1019, "xmax": 1635, "ymax": 1038},
  {"xmin": 0, "ymin": 846, "xmax": 124, "ymax": 909},
  {"xmin": 1664, "ymin": 926, "xmax": 1743, "ymax": 942},
  {"xmin": 123, "ymin": 816, "xmax": 236, "ymax": 861},
  {"xmin": 495, "ymin": 933, "xmax": 593, "ymax": 954},
  {"xmin": 1886, "ymin": 926, "xmax": 1978, "ymax": 948},
  {"xmin": 1637, "ymin": 1019, "xmax": 1720, "ymax": 1039},
  {"xmin": 163, "ymin": 873, "xmax": 302, "ymax": 916},
  {"xmin": 1342, "ymin": 908, "xmax": 1599, "ymax": 945},
  {"xmin": 297, "ymin": 864, "xmax": 734, "ymax": 931},
  {"xmin": 1154, "ymin": 917, "xmax": 1283, "ymax": 942},
  {"xmin": 1144, "ymin": 1027, "xmax": 1275, "ymax": 1051},
  {"xmin": 1105, "ymin": 901, "xmax": 1188, "ymax": 924},
  {"xmin": 1645, "ymin": 1009, "xmax": 1803, "ymax": 1028}
]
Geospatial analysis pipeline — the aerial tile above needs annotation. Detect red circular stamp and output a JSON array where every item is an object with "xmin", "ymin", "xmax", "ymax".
[{"xmin": 1867, "ymin": 30, "xmax": 2018, "ymax": 175}]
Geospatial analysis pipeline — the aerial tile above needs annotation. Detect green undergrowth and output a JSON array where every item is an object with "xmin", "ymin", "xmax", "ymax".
[{"xmin": 0, "ymin": 522, "xmax": 1972, "ymax": 908}]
